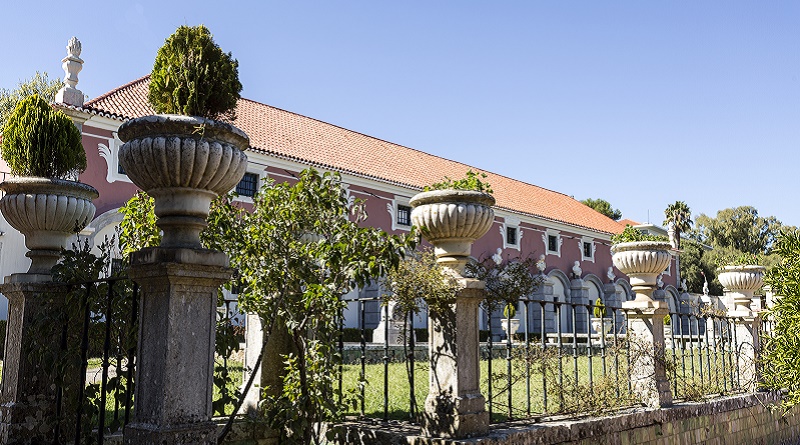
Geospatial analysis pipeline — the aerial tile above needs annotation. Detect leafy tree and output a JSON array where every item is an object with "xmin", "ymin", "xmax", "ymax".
[
  {"xmin": 0, "ymin": 72, "xmax": 62, "ymax": 130},
  {"xmin": 581, "ymin": 198, "xmax": 622, "ymax": 221},
  {"xmin": 677, "ymin": 239, "xmax": 722, "ymax": 295},
  {"xmin": 202, "ymin": 168, "xmax": 415, "ymax": 444},
  {"xmin": 761, "ymin": 229, "xmax": 800, "ymax": 411},
  {"xmin": 692, "ymin": 206, "xmax": 787, "ymax": 256},
  {"xmin": 663, "ymin": 201, "xmax": 692, "ymax": 250}
]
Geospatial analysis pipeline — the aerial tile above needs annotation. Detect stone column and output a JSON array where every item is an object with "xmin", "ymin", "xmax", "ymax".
[
  {"xmin": 623, "ymin": 286, "xmax": 673, "ymax": 408},
  {"xmin": 422, "ymin": 277, "xmax": 488, "ymax": 438},
  {"xmin": 569, "ymin": 278, "xmax": 588, "ymax": 333},
  {"xmin": 726, "ymin": 301, "xmax": 762, "ymax": 392},
  {"xmin": 124, "ymin": 248, "xmax": 231, "ymax": 445},
  {"xmin": 532, "ymin": 276, "xmax": 554, "ymax": 335},
  {"xmin": 0, "ymin": 274, "xmax": 61, "ymax": 444}
]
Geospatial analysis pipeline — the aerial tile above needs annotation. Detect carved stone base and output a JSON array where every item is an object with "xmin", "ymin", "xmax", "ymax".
[
  {"xmin": 124, "ymin": 421, "xmax": 216, "ymax": 445},
  {"xmin": 422, "ymin": 393, "xmax": 489, "ymax": 438}
]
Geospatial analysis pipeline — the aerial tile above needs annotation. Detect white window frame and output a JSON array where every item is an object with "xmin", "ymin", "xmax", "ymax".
[
  {"xmin": 386, "ymin": 195, "xmax": 412, "ymax": 232},
  {"xmin": 499, "ymin": 215, "xmax": 522, "ymax": 251},
  {"xmin": 580, "ymin": 236, "xmax": 595, "ymax": 262},
  {"xmin": 543, "ymin": 229, "xmax": 562, "ymax": 257},
  {"xmin": 663, "ymin": 257, "xmax": 672, "ymax": 276}
]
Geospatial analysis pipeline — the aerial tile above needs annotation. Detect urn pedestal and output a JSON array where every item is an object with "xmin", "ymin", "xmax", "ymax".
[
  {"xmin": 718, "ymin": 265, "xmax": 765, "ymax": 316},
  {"xmin": 410, "ymin": 189, "xmax": 494, "ymax": 438}
]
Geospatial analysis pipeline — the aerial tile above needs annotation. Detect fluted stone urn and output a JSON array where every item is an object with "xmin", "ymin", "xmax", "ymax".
[
  {"xmin": 718, "ymin": 265, "xmax": 765, "ymax": 314},
  {"xmin": 409, "ymin": 190, "xmax": 495, "ymax": 274},
  {"xmin": 0, "ymin": 177, "xmax": 98, "ymax": 275},
  {"xmin": 118, "ymin": 115, "xmax": 248, "ymax": 249},
  {"xmin": 612, "ymin": 241, "xmax": 672, "ymax": 303}
]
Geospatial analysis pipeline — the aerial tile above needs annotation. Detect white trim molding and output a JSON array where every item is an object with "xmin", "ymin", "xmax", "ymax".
[
  {"xmin": 386, "ymin": 195, "xmax": 412, "ymax": 232},
  {"xmin": 97, "ymin": 132, "xmax": 132, "ymax": 184},
  {"xmin": 499, "ymin": 215, "xmax": 522, "ymax": 251},
  {"xmin": 580, "ymin": 236, "xmax": 595, "ymax": 263},
  {"xmin": 543, "ymin": 228, "xmax": 562, "ymax": 257}
]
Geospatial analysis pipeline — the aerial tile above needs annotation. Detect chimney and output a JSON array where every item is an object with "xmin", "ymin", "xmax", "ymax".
[{"xmin": 55, "ymin": 37, "xmax": 84, "ymax": 107}]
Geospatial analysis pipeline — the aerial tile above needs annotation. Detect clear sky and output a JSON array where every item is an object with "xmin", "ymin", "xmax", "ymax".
[{"xmin": 4, "ymin": 1, "xmax": 799, "ymax": 227}]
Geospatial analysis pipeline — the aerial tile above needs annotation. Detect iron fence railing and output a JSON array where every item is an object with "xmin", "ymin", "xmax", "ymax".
[{"xmin": 335, "ymin": 296, "xmax": 767, "ymax": 426}]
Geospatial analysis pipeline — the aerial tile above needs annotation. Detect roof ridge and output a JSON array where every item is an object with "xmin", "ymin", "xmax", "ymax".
[{"xmin": 85, "ymin": 74, "xmax": 150, "ymax": 105}]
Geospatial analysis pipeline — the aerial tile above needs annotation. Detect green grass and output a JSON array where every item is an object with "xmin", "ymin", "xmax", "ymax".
[{"xmin": 339, "ymin": 348, "xmax": 637, "ymax": 422}]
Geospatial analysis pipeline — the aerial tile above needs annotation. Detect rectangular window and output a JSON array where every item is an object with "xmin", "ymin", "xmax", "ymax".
[
  {"xmin": 548, "ymin": 235, "xmax": 558, "ymax": 252},
  {"xmin": 236, "ymin": 172, "xmax": 259, "ymax": 197},
  {"xmin": 506, "ymin": 227, "xmax": 518, "ymax": 245},
  {"xmin": 397, "ymin": 205, "xmax": 412, "ymax": 226},
  {"xmin": 583, "ymin": 242, "xmax": 592, "ymax": 258},
  {"xmin": 110, "ymin": 258, "xmax": 124, "ymax": 276}
]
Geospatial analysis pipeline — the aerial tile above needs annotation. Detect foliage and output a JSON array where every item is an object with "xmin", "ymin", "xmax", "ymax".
[
  {"xmin": 761, "ymin": 229, "xmax": 800, "ymax": 411},
  {"xmin": 148, "ymin": 25, "xmax": 242, "ymax": 120},
  {"xmin": 713, "ymin": 251, "xmax": 764, "ymax": 269},
  {"xmin": 0, "ymin": 72, "xmax": 62, "ymax": 131},
  {"xmin": 503, "ymin": 302, "xmax": 516, "ymax": 319},
  {"xmin": 118, "ymin": 191, "xmax": 161, "ymax": 258},
  {"xmin": 692, "ymin": 206, "xmax": 791, "ymax": 256},
  {"xmin": 1, "ymin": 94, "xmax": 86, "ymax": 178},
  {"xmin": 466, "ymin": 254, "xmax": 540, "ymax": 320},
  {"xmin": 423, "ymin": 169, "xmax": 493, "ymax": 194},
  {"xmin": 663, "ymin": 201, "xmax": 692, "ymax": 249},
  {"xmin": 593, "ymin": 297, "xmax": 606, "ymax": 318},
  {"xmin": 581, "ymin": 198, "xmax": 622, "ymax": 221},
  {"xmin": 678, "ymin": 239, "xmax": 723, "ymax": 295},
  {"xmin": 383, "ymin": 248, "xmax": 458, "ymax": 317},
  {"xmin": 663, "ymin": 314, "xmax": 671, "ymax": 325},
  {"xmin": 611, "ymin": 225, "xmax": 667, "ymax": 244},
  {"xmin": 202, "ymin": 168, "xmax": 416, "ymax": 444}
]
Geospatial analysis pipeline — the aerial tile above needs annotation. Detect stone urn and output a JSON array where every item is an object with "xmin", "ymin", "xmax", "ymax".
[
  {"xmin": 500, "ymin": 317, "xmax": 520, "ymax": 340},
  {"xmin": 0, "ymin": 177, "xmax": 98, "ymax": 275},
  {"xmin": 611, "ymin": 241, "xmax": 672, "ymax": 303},
  {"xmin": 718, "ymin": 265, "xmax": 765, "ymax": 314},
  {"xmin": 409, "ymin": 189, "xmax": 495, "ymax": 273},
  {"xmin": 592, "ymin": 318, "xmax": 613, "ymax": 335},
  {"xmin": 118, "ymin": 115, "xmax": 249, "ymax": 249}
]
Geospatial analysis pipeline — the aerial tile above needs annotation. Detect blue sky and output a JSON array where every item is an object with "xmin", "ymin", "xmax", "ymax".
[{"xmin": 4, "ymin": 2, "xmax": 799, "ymax": 227}]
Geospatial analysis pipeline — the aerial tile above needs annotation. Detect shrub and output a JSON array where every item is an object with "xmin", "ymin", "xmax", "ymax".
[
  {"xmin": 424, "ymin": 170, "xmax": 493, "ymax": 194},
  {"xmin": 593, "ymin": 297, "xmax": 606, "ymax": 318},
  {"xmin": 1, "ymin": 94, "xmax": 86, "ymax": 178},
  {"xmin": 611, "ymin": 225, "xmax": 668, "ymax": 244},
  {"xmin": 148, "ymin": 25, "xmax": 242, "ymax": 120},
  {"xmin": 503, "ymin": 303, "xmax": 516, "ymax": 319}
]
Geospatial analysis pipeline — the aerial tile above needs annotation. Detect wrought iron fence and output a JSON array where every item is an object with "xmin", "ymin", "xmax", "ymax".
[{"xmin": 335, "ymin": 295, "xmax": 769, "ymax": 426}]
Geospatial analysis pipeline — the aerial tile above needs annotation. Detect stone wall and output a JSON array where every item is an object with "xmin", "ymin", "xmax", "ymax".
[{"xmin": 334, "ymin": 391, "xmax": 800, "ymax": 445}]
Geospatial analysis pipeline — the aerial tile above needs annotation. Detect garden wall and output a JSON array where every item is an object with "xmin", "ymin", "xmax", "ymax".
[{"xmin": 334, "ymin": 391, "xmax": 800, "ymax": 445}]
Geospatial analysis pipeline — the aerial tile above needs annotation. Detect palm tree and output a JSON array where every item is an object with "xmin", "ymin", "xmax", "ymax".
[
  {"xmin": 664, "ymin": 201, "xmax": 692, "ymax": 290},
  {"xmin": 663, "ymin": 201, "xmax": 693, "ymax": 249}
]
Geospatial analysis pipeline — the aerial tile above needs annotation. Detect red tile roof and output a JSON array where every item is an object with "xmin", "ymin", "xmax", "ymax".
[{"xmin": 81, "ymin": 76, "xmax": 625, "ymax": 235}]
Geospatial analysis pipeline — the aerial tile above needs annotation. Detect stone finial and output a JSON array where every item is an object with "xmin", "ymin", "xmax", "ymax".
[
  {"xmin": 657, "ymin": 273, "xmax": 664, "ymax": 289},
  {"xmin": 55, "ymin": 36, "xmax": 85, "ymax": 107},
  {"xmin": 607, "ymin": 266, "xmax": 616, "ymax": 283}
]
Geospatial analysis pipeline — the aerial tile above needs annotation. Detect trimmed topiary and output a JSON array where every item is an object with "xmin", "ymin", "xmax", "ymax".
[
  {"xmin": 148, "ymin": 25, "xmax": 242, "ymax": 121},
  {"xmin": 1, "ymin": 94, "xmax": 86, "ymax": 178}
]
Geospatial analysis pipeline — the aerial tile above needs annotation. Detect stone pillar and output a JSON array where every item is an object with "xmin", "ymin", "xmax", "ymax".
[
  {"xmin": 124, "ymin": 248, "xmax": 231, "ymax": 445},
  {"xmin": 422, "ymin": 277, "xmax": 488, "ymax": 439},
  {"xmin": 733, "ymin": 315, "xmax": 762, "ymax": 391},
  {"xmin": 623, "ymin": 286, "xmax": 672, "ymax": 408},
  {"xmin": 532, "ymin": 276, "xmax": 554, "ymax": 335},
  {"xmin": 569, "ymin": 278, "xmax": 588, "ymax": 333},
  {"xmin": 0, "ymin": 274, "xmax": 61, "ymax": 444}
]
